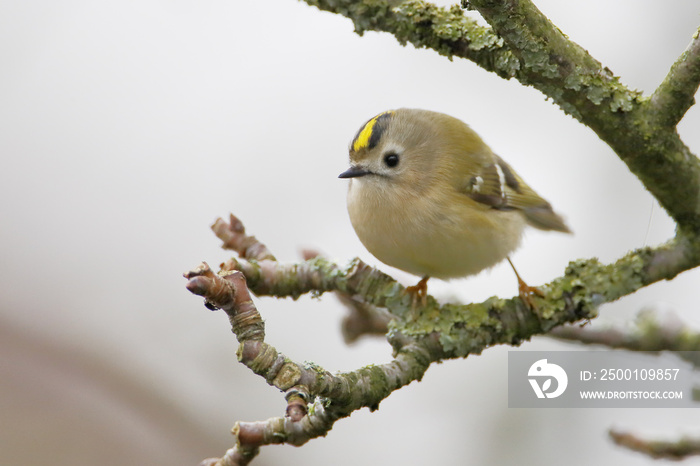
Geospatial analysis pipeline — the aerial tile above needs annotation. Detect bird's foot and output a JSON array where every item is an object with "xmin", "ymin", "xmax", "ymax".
[
  {"xmin": 507, "ymin": 258, "xmax": 543, "ymax": 312},
  {"xmin": 405, "ymin": 276, "xmax": 429, "ymax": 309},
  {"xmin": 517, "ymin": 279, "xmax": 545, "ymax": 311}
]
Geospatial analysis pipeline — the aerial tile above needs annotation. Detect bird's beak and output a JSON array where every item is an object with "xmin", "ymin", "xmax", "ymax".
[{"xmin": 338, "ymin": 165, "xmax": 371, "ymax": 179}]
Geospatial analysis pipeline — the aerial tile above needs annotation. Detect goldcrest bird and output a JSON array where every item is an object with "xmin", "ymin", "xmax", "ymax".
[{"xmin": 338, "ymin": 108, "xmax": 570, "ymax": 305}]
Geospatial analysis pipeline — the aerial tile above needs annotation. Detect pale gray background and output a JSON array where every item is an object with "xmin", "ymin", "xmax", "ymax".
[{"xmin": 2, "ymin": 1, "xmax": 700, "ymax": 464}]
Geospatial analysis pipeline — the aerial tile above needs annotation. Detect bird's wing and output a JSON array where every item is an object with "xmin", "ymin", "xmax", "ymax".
[{"xmin": 461, "ymin": 154, "xmax": 571, "ymax": 233}]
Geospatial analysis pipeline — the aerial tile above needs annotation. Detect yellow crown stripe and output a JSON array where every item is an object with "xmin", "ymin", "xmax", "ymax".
[
  {"xmin": 352, "ymin": 115, "xmax": 380, "ymax": 152},
  {"xmin": 352, "ymin": 111, "xmax": 393, "ymax": 152}
]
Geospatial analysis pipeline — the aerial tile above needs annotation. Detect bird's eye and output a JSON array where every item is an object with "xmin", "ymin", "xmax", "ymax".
[{"xmin": 383, "ymin": 152, "xmax": 399, "ymax": 168}]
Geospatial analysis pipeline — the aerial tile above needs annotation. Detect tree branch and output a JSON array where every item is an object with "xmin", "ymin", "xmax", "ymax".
[
  {"xmin": 550, "ymin": 310, "xmax": 700, "ymax": 368},
  {"xmin": 466, "ymin": 0, "xmax": 632, "ymax": 116},
  {"xmin": 184, "ymin": 256, "xmax": 441, "ymax": 463},
  {"xmin": 304, "ymin": 0, "xmax": 518, "ymax": 77},
  {"xmin": 186, "ymin": 211, "xmax": 700, "ymax": 463},
  {"xmin": 337, "ymin": 292, "xmax": 392, "ymax": 343},
  {"xmin": 650, "ymin": 27, "xmax": 700, "ymax": 127},
  {"xmin": 610, "ymin": 430, "xmax": 700, "ymax": 461},
  {"xmin": 213, "ymin": 215, "xmax": 700, "ymax": 358},
  {"xmin": 212, "ymin": 214, "xmax": 276, "ymax": 262}
]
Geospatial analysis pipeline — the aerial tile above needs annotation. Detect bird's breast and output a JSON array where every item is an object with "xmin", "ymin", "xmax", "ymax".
[{"xmin": 346, "ymin": 179, "xmax": 526, "ymax": 279}]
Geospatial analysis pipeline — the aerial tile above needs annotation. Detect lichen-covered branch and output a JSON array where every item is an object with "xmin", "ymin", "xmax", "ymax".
[
  {"xmin": 184, "ymin": 250, "xmax": 442, "ymax": 464},
  {"xmin": 304, "ymin": 0, "xmax": 517, "ymax": 77},
  {"xmin": 185, "ymin": 212, "xmax": 699, "ymax": 463},
  {"xmin": 650, "ymin": 26, "xmax": 700, "ymax": 127},
  {"xmin": 185, "ymin": 264, "xmax": 438, "ymax": 404},
  {"xmin": 551, "ymin": 310, "xmax": 700, "ymax": 352},
  {"xmin": 216, "ymin": 215, "xmax": 700, "ymax": 357},
  {"xmin": 466, "ymin": 0, "xmax": 634, "ymax": 117},
  {"xmin": 550, "ymin": 310, "xmax": 700, "ymax": 368},
  {"xmin": 610, "ymin": 429, "xmax": 700, "ymax": 461}
]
